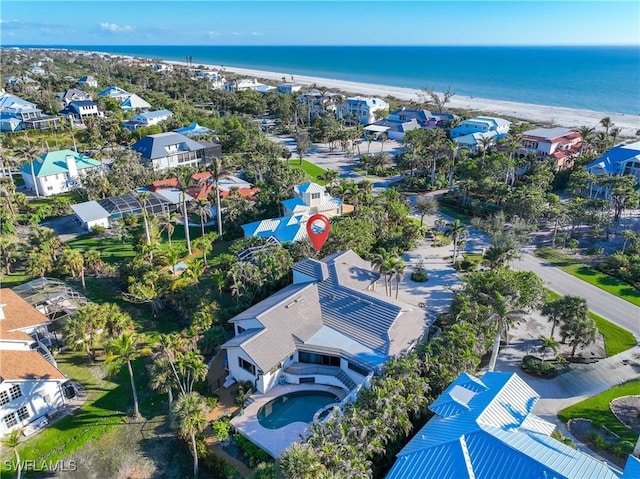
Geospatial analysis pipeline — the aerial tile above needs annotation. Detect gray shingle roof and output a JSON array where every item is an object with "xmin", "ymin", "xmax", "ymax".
[
  {"xmin": 292, "ymin": 258, "xmax": 329, "ymax": 282},
  {"xmin": 131, "ymin": 132, "xmax": 204, "ymax": 160}
]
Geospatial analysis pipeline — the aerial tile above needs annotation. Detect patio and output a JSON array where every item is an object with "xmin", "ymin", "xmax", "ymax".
[{"xmin": 231, "ymin": 383, "xmax": 345, "ymax": 458}]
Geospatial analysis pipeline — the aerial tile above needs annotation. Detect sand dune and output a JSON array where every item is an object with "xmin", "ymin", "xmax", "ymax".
[{"xmin": 166, "ymin": 60, "xmax": 640, "ymax": 138}]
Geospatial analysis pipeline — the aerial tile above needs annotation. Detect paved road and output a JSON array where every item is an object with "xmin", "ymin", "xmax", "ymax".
[{"xmin": 513, "ymin": 254, "xmax": 640, "ymax": 337}]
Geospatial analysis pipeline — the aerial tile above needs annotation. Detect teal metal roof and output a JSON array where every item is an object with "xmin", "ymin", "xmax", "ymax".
[
  {"xmin": 20, "ymin": 149, "xmax": 100, "ymax": 177},
  {"xmin": 387, "ymin": 372, "xmax": 623, "ymax": 479}
]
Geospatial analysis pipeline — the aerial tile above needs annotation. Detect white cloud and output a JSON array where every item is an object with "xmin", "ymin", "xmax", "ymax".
[
  {"xmin": 251, "ymin": 32, "xmax": 261, "ymax": 36},
  {"xmin": 232, "ymin": 32, "xmax": 242, "ymax": 36},
  {"xmin": 206, "ymin": 31, "xmax": 220, "ymax": 38},
  {"xmin": 99, "ymin": 22, "xmax": 133, "ymax": 32}
]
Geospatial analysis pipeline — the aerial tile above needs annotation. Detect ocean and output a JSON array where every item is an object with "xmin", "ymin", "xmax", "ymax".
[{"xmin": 21, "ymin": 45, "xmax": 640, "ymax": 115}]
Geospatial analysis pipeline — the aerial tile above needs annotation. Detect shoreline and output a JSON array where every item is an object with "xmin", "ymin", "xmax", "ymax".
[{"xmin": 164, "ymin": 60, "xmax": 640, "ymax": 137}]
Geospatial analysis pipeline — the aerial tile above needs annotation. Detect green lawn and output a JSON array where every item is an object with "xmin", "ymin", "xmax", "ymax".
[
  {"xmin": 536, "ymin": 247, "xmax": 640, "ymax": 307},
  {"xmin": 546, "ymin": 291, "xmax": 637, "ymax": 356},
  {"xmin": 290, "ymin": 159, "xmax": 327, "ymax": 185},
  {"xmin": 66, "ymin": 235, "xmax": 137, "ymax": 264},
  {"xmin": 438, "ymin": 205, "xmax": 472, "ymax": 224},
  {"xmin": 557, "ymin": 379, "xmax": 640, "ymax": 444}
]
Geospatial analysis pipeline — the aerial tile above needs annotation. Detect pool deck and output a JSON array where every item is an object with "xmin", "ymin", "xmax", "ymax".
[{"xmin": 230, "ymin": 383, "xmax": 346, "ymax": 458}]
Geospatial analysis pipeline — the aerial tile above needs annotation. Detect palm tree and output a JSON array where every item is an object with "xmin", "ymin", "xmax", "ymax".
[
  {"xmin": 392, "ymin": 259, "xmax": 405, "ymax": 299},
  {"xmin": 16, "ymin": 144, "xmax": 43, "ymax": 198},
  {"xmin": 486, "ymin": 292, "xmax": 528, "ymax": 372},
  {"xmin": 577, "ymin": 126, "xmax": 595, "ymax": 159},
  {"xmin": 318, "ymin": 169, "xmax": 339, "ymax": 187},
  {"xmin": 166, "ymin": 246, "xmax": 182, "ymax": 280},
  {"xmin": 192, "ymin": 232, "xmax": 217, "ymax": 266},
  {"xmin": 444, "ymin": 139, "xmax": 460, "ymax": 190},
  {"xmin": 621, "ymin": 229, "xmax": 636, "ymax": 253},
  {"xmin": 104, "ymin": 333, "xmax": 152, "ymax": 420},
  {"xmin": 175, "ymin": 170, "xmax": 194, "ymax": 255},
  {"xmin": 600, "ymin": 116, "xmax": 613, "ymax": 137},
  {"xmin": 202, "ymin": 157, "xmax": 232, "ymax": 237},
  {"xmin": 190, "ymin": 198, "xmax": 212, "ymax": 238},
  {"xmin": 1, "ymin": 429, "xmax": 22, "ymax": 479},
  {"xmin": 538, "ymin": 335, "xmax": 559, "ymax": 359},
  {"xmin": 59, "ymin": 247, "xmax": 85, "ymax": 288},
  {"xmin": 158, "ymin": 212, "xmax": 178, "ymax": 245},
  {"xmin": 279, "ymin": 443, "xmax": 326, "ymax": 479},
  {"xmin": 561, "ymin": 313, "xmax": 597, "ymax": 358},
  {"xmin": 444, "ymin": 219, "xmax": 468, "ymax": 264},
  {"xmin": 415, "ymin": 195, "xmax": 437, "ymax": 227},
  {"xmin": 149, "ymin": 355, "xmax": 176, "ymax": 409},
  {"xmin": 478, "ymin": 135, "xmax": 493, "ymax": 160},
  {"xmin": 171, "ymin": 392, "xmax": 210, "ymax": 479},
  {"xmin": 371, "ymin": 248, "xmax": 393, "ymax": 295},
  {"xmin": 137, "ymin": 191, "xmax": 152, "ymax": 246}
]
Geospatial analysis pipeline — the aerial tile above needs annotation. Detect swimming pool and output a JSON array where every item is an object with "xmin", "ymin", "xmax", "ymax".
[{"xmin": 257, "ymin": 391, "xmax": 340, "ymax": 429}]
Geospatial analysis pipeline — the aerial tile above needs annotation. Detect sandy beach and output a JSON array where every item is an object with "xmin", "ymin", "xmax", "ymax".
[{"xmin": 166, "ymin": 60, "xmax": 640, "ymax": 137}]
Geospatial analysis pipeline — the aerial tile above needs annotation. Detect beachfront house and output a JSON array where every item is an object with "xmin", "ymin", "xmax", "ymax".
[
  {"xmin": 587, "ymin": 140, "xmax": 640, "ymax": 187},
  {"xmin": 76, "ymin": 75, "xmax": 98, "ymax": 88},
  {"xmin": 297, "ymin": 90, "xmax": 342, "ymax": 121},
  {"xmin": 131, "ymin": 131, "xmax": 216, "ymax": 171},
  {"xmin": 221, "ymin": 250, "xmax": 427, "ymax": 395},
  {"xmin": 0, "ymin": 91, "xmax": 60, "ymax": 131},
  {"xmin": 450, "ymin": 116, "xmax": 511, "ymax": 153},
  {"xmin": 385, "ymin": 371, "xmax": 640, "ymax": 479},
  {"xmin": 224, "ymin": 79, "xmax": 272, "ymax": 92},
  {"xmin": 192, "ymin": 70, "xmax": 226, "ymax": 89},
  {"xmin": 242, "ymin": 182, "xmax": 342, "ymax": 243},
  {"xmin": 340, "ymin": 96, "xmax": 389, "ymax": 125},
  {"xmin": 20, "ymin": 149, "xmax": 101, "ymax": 197},
  {"xmin": 0, "ymin": 289, "xmax": 69, "ymax": 436},
  {"xmin": 519, "ymin": 127, "xmax": 583, "ymax": 171},
  {"xmin": 59, "ymin": 100, "xmax": 102, "ymax": 127},
  {"xmin": 277, "ymin": 83, "xmax": 303, "ymax": 94},
  {"xmin": 365, "ymin": 118, "xmax": 421, "ymax": 141},
  {"xmin": 123, "ymin": 109, "xmax": 174, "ymax": 131}
]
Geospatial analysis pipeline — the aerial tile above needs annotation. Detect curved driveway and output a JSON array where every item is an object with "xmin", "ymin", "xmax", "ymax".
[{"xmin": 512, "ymin": 254, "xmax": 640, "ymax": 337}]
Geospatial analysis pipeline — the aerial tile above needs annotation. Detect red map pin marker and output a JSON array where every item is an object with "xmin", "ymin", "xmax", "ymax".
[{"xmin": 306, "ymin": 214, "xmax": 330, "ymax": 251}]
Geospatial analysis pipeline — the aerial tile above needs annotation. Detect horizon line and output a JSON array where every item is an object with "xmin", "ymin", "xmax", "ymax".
[{"xmin": 5, "ymin": 43, "xmax": 640, "ymax": 48}]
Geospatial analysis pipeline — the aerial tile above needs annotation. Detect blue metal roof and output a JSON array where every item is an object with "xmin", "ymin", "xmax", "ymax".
[
  {"xmin": 587, "ymin": 141, "xmax": 640, "ymax": 175},
  {"xmin": 387, "ymin": 372, "xmax": 623, "ymax": 479},
  {"xmin": 139, "ymin": 109, "xmax": 173, "ymax": 120},
  {"xmin": 174, "ymin": 122, "xmax": 213, "ymax": 137},
  {"xmin": 131, "ymin": 132, "xmax": 204, "ymax": 160}
]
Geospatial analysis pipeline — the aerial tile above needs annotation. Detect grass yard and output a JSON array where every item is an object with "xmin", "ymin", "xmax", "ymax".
[
  {"xmin": 546, "ymin": 291, "xmax": 637, "ymax": 356},
  {"xmin": 535, "ymin": 247, "xmax": 640, "ymax": 307},
  {"xmin": 438, "ymin": 205, "xmax": 472, "ymax": 224},
  {"xmin": 290, "ymin": 159, "xmax": 327, "ymax": 185},
  {"xmin": 66, "ymin": 234, "xmax": 138, "ymax": 264},
  {"xmin": 557, "ymin": 379, "xmax": 640, "ymax": 445}
]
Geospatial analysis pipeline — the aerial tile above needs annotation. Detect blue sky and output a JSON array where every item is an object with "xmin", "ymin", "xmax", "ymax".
[{"xmin": 1, "ymin": 1, "xmax": 639, "ymax": 46}]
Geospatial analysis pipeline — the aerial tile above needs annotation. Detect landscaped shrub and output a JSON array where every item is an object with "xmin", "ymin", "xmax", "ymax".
[
  {"xmin": 585, "ymin": 247, "xmax": 604, "ymax": 256},
  {"xmin": 211, "ymin": 417, "xmax": 231, "ymax": 441},
  {"xmin": 234, "ymin": 381, "xmax": 253, "ymax": 406},
  {"xmin": 411, "ymin": 271, "xmax": 429, "ymax": 282},
  {"xmin": 521, "ymin": 355, "xmax": 557, "ymax": 378},
  {"xmin": 233, "ymin": 434, "xmax": 271, "ymax": 468}
]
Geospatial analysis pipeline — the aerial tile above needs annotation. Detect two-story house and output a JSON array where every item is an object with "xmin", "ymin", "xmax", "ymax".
[
  {"xmin": 519, "ymin": 127, "xmax": 583, "ymax": 171},
  {"xmin": 587, "ymin": 140, "xmax": 640, "ymax": 187},
  {"xmin": 340, "ymin": 96, "xmax": 389, "ymax": 125},
  {"xmin": 131, "ymin": 132, "xmax": 214, "ymax": 171},
  {"xmin": 55, "ymin": 88, "xmax": 92, "ymax": 107},
  {"xmin": 221, "ymin": 250, "xmax": 427, "ymax": 395},
  {"xmin": 123, "ymin": 109, "xmax": 173, "ymax": 131},
  {"xmin": 76, "ymin": 75, "xmax": 98, "ymax": 88},
  {"xmin": 277, "ymin": 83, "xmax": 303, "ymax": 94},
  {"xmin": 0, "ymin": 91, "xmax": 60, "ymax": 132},
  {"xmin": 97, "ymin": 86, "xmax": 151, "ymax": 111},
  {"xmin": 59, "ymin": 100, "xmax": 102, "ymax": 127},
  {"xmin": 0, "ymin": 289, "xmax": 68, "ymax": 436},
  {"xmin": 242, "ymin": 182, "xmax": 342, "ymax": 243},
  {"xmin": 297, "ymin": 90, "xmax": 341, "ymax": 121},
  {"xmin": 20, "ymin": 149, "xmax": 101, "ymax": 197}
]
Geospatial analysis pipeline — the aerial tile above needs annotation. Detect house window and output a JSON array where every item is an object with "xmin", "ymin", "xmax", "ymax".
[
  {"xmin": 237, "ymin": 325, "xmax": 246, "ymax": 334},
  {"xmin": 348, "ymin": 362, "xmax": 370, "ymax": 377},
  {"xmin": 47, "ymin": 186, "xmax": 53, "ymax": 191},
  {"xmin": 16, "ymin": 406, "xmax": 29, "ymax": 422},
  {"xmin": 299, "ymin": 351, "xmax": 340, "ymax": 367},
  {"xmin": 9, "ymin": 385, "xmax": 22, "ymax": 401},
  {"xmin": 311, "ymin": 193, "xmax": 320, "ymax": 200},
  {"xmin": 0, "ymin": 391, "xmax": 9, "ymax": 406},
  {"xmin": 238, "ymin": 357, "xmax": 256, "ymax": 375},
  {"xmin": 3, "ymin": 413, "xmax": 17, "ymax": 429}
]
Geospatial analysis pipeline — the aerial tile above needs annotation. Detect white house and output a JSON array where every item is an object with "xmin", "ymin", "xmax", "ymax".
[
  {"xmin": 55, "ymin": 88, "xmax": 92, "ymax": 106},
  {"xmin": 0, "ymin": 289, "xmax": 68, "ymax": 435},
  {"xmin": 193, "ymin": 70, "xmax": 226, "ymax": 89},
  {"xmin": 277, "ymin": 83, "xmax": 303, "ymax": 94},
  {"xmin": 225, "ymin": 78, "xmax": 272, "ymax": 92},
  {"xmin": 20, "ymin": 150, "xmax": 101, "ymax": 197},
  {"xmin": 70, "ymin": 201, "xmax": 111, "ymax": 231},
  {"xmin": 59, "ymin": 100, "xmax": 102, "ymax": 127},
  {"xmin": 341, "ymin": 96, "xmax": 389, "ymax": 125},
  {"xmin": 131, "ymin": 132, "xmax": 208, "ymax": 171},
  {"xmin": 520, "ymin": 127, "xmax": 584, "ymax": 171},
  {"xmin": 0, "ymin": 91, "xmax": 60, "ymax": 131},
  {"xmin": 449, "ymin": 116, "xmax": 511, "ymax": 138},
  {"xmin": 242, "ymin": 182, "xmax": 342, "ymax": 243},
  {"xmin": 123, "ymin": 109, "xmax": 173, "ymax": 131},
  {"xmin": 297, "ymin": 90, "xmax": 341, "ymax": 121},
  {"xmin": 77, "ymin": 75, "xmax": 98, "ymax": 88},
  {"xmin": 221, "ymin": 250, "xmax": 427, "ymax": 394}
]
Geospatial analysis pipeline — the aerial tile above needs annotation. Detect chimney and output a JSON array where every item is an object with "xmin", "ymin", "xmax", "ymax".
[
  {"xmin": 66, "ymin": 154, "xmax": 79, "ymax": 180},
  {"xmin": 0, "ymin": 303, "xmax": 6, "ymax": 320}
]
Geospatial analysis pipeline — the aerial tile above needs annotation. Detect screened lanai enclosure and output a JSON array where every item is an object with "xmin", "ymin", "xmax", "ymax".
[
  {"xmin": 97, "ymin": 191, "xmax": 173, "ymax": 219},
  {"xmin": 13, "ymin": 277, "xmax": 90, "ymax": 326}
]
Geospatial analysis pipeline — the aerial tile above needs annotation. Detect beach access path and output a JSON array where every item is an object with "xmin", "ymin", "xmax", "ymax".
[{"xmin": 168, "ymin": 60, "xmax": 640, "ymax": 137}]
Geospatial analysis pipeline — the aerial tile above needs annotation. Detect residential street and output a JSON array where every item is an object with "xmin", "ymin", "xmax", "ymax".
[{"xmin": 513, "ymin": 253, "xmax": 640, "ymax": 338}]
